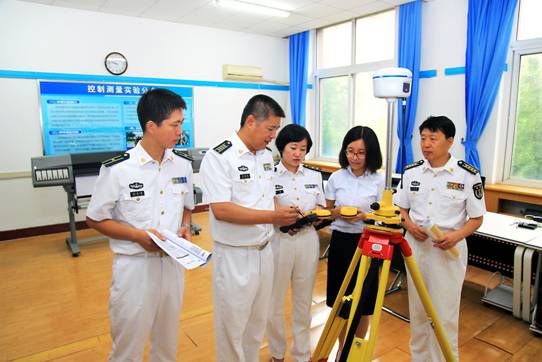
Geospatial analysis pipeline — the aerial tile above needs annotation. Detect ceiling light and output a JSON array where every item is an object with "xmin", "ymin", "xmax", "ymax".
[{"xmin": 215, "ymin": 0, "xmax": 291, "ymax": 18}]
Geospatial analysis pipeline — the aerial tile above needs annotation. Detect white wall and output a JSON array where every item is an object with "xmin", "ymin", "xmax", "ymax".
[{"xmin": 0, "ymin": 0, "xmax": 289, "ymax": 231}]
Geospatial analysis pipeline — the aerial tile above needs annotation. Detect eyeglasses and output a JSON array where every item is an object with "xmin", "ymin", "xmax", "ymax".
[{"xmin": 345, "ymin": 150, "xmax": 366, "ymax": 158}]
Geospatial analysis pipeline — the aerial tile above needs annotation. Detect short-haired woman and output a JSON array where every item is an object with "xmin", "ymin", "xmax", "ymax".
[{"xmin": 267, "ymin": 124, "xmax": 325, "ymax": 362}]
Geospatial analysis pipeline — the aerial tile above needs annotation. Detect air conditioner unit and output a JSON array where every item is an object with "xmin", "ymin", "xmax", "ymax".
[{"xmin": 222, "ymin": 64, "xmax": 263, "ymax": 81}]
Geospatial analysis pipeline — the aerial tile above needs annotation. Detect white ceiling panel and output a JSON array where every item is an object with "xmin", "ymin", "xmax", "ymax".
[{"xmin": 22, "ymin": 0, "xmax": 411, "ymax": 37}]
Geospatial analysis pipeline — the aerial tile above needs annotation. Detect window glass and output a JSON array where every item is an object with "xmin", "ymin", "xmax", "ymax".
[
  {"xmin": 354, "ymin": 72, "xmax": 388, "ymax": 163},
  {"xmin": 317, "ymin": 22, "xmax": 352, "ymax": 69},
  {"xmin": 510, "ymin": 52, "xmax": 542, "ymax": 181},
  {"xmin": 319, "ymin": 76, "xmax": 350, "ymax": 158},
  {"xmin": 517, "ymin": 0, "xmax": 542, "ymax": 40},
  {"xmin": 356, "ymin": 10, "xmax": 395, "ymax": 64}
]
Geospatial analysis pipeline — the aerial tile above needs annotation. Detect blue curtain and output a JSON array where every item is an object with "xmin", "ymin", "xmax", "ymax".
[
  {"xmin": 464, "ymin": 0, "xmax": 518, "ymax": 171},
  {"xmin": 289, "ymin": 31, "xmax": 309, "ymax": 126},
  {"xmin": 396, "ymin": 0, "xmax": 422, "ymax": 173}
]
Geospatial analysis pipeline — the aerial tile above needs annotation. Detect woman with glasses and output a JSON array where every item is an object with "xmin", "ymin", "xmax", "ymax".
[
  {"xmin": 324, "ymin": 125, "xmax": 384, "ymax": 360},
  {"xmin": 267, "ymin": 124, "xmax": 326, "ymax": 362}
]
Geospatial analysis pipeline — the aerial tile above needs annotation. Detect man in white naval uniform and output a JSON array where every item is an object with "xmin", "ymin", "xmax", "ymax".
[
  {"xmin": 87, "ymin": 88, "xmax": 194, "ymax": 362},
  {"xmin": 394, "ymin": 116, "xmax": 485, "ymax": 362},
  {"xmin": 200, "ymin": 95, "xmax": 300, "ymax": 362}
]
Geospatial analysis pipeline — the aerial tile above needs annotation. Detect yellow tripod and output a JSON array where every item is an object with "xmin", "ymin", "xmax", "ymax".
[{"xmin": 312, "ymin": 189, "xmax": 456, "ymax": 362}]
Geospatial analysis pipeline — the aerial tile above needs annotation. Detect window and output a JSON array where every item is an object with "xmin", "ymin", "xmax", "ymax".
[
  {"xmin": 504, "ymin": 0, "xmax": 542, "ymax": 185},
  {"xmin": 315, "ymin": 10, "xmax": 396, "ymax": 162}
]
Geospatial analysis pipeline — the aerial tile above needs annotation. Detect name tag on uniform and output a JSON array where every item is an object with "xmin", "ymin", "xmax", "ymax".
[
  {"xmin": 130, "ymin": 191, "xmax": 145, "ymax": 197},
  {"xmin": 275, "ymin": 184, "xmax": 284, "ymax": 195},
  {"xmin": 172, "ymin": 177, "xmax": 187, "ymax": 184},
  {"xmin": 263, "ymin": 163, "xmax": 272, "ymax": 171},
  {"xmin": 305, "ymin": 184, "xmax": 318, "ymax": 189},
  {"xmin": 447, "ymin": 182, "xmax": 464, "ymax": 191},
  {"xmin": 240, "ymin": 173, "xmax": 251, "ymax": 180},
  {"xmin": 410, "ymin": 187, "xmax": 419, "ymax": 191}
]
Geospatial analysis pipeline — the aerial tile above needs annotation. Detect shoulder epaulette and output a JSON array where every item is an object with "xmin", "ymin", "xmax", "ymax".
[
  {"xmin": 172, "ymin": 149, "xmax": 193, "ymax": 162},
  {"xmin": 213, "ymin": 140, "xmax": 232, "ymax": 154},
  {"xmin": 303, "ymin": 164, "xmax": 321, "ymax": 172},
  {"xmin": 103, "ymin": 153, "xmax": 130, "ymax": 167},
  {"xmin": 457, "ymin": 160, "xmax": 479, "ymax": 175},
  {"xmin": 404, "ymin": 159, "xmax": 424, "ymax": 171}
]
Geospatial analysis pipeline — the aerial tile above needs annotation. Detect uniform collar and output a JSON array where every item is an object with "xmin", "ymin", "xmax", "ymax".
[
  {"xmin": 347, "ymin": 166, "xmax": 368, "ymax": 178},
  {"xmin": 277, "ymin": 161, "xmax": 304, "ymax": 176},
  {"xmin": 232, "ymin": 132, "xmax": 265, "ymax": 157},
  {"xmin": 133, "ymin": 142, "xmax": 173, "ymax": 166},
  {"xmin": 422, "ymin": 155, "xmax": 456, "ymax": 174}
]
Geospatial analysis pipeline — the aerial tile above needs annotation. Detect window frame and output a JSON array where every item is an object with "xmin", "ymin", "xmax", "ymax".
[
  {"xmin": 313, "ymin": 10, "xmax": 398, "ymax": 162},
  {"xmin": 502, "ymin": 3, "xmax": 542, "ymax": 187}
]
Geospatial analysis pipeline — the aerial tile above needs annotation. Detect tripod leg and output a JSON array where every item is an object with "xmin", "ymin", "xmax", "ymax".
[
  {"xmin": 345, "ymin": 255, "xmax": 371, "ymax": 334},
  {"xmin": 404, "ymin": 255, "xmax": 456, "ymax": 362},
  {"xmin": 341, "ymin": 259, "xmax": 391, "ymax": 362},
  {"xmin": 313, "ymin": 247, "xmax": 362, "ymax": 361}
]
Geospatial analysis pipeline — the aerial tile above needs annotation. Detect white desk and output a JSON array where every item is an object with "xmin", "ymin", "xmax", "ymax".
[{"xmin": 474, "ymin": 212, "xmax": 542, "ymax": 321}]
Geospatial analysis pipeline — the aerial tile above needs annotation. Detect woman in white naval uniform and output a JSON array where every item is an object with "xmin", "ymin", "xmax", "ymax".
[
  {"xmin": 324, "ymin": 126, "xmax": 385, "ymax": 360},
  {"xmin": 266, "ymin": 124, "xmax": 326, "ymax": 362},
  {"xmin": 394, "ymin": 116, "xmax": 485, "ymax": 362}
]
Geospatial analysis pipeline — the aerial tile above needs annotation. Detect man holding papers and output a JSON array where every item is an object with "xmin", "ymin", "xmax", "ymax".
[{"xmin": 86, "ymin": 88, "xmax": 194, "ymax": 362}]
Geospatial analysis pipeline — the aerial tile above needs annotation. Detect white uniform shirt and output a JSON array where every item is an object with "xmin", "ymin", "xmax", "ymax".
[
  {"xmin": 393, "ymin": 156, "xmax": 486, "ymax": 231},
  {"xmin": 325, "ymin": 167, "xmax": 385, "ymax": 234},
  {"xmin": 87, "ymin": 143, "xmax": 195, "ymax": 255},
  {"xmin": 274, "ymin": 161, "xmax": 326, "ymax": 214},
  {"xmin": 200, "ymin": 132, "xmax": 275, "ymax": 247}
]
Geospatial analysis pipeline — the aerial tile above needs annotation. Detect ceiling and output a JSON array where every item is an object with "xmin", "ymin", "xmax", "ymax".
[{"xmin": 22, "ymin": 0, "xmax": 411, "ymax": 38}]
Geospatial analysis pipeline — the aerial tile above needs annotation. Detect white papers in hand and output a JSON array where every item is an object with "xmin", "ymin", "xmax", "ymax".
[{"xmin": 146, "ymin": 230, "xmax": 212, "ymax": 270}]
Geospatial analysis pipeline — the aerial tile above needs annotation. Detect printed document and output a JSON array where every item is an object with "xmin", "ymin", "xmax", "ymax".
[{"xmin": 146, "ymin": 229, "xmax": 211, "ymax": 270}]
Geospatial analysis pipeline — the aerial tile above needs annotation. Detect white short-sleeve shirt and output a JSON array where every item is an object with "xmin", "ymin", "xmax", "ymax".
[
  {"xmin": 393, "ymin": 156, "xmax": 486, "ymax": 231},
  {"xmin": 274, "ymin": 161, "xmax": 326, "ymax": 213},
  {"xmin": 200, "ymin": 132, "xmax": 275, "ymax": 247},
  {"xmin": 325, "ymin": 167, "xmax": 385, "ymax": 234},
  {"xmin": 86, "ymin": 143, "xmax": 194, "ymax": 255}
]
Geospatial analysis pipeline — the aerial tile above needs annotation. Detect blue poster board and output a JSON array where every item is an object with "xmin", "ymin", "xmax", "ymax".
[{"xmin": 39, "ymin": 81, "xmax": 194, "ymax": 155}]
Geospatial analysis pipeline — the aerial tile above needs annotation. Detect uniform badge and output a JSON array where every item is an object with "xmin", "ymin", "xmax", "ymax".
[
  {"xmin": 473, "ymin": 182, "xmax": 484, "ymax": 200},
  {"xmin": 240, "ymin": 173, "xmax": 251, "ymax": 180},
  {"xmin": 275, "ymin": 189, "xmax": 284, "ymax": 195},
  {"xmin": 411, "ymin": 181, "xmax": 420, "ymax": 186},
  {"xmin": 129, "ymin": 182, "xmax": 144, "ymax": 190},
  {"xmin": 275, "ymin": 184, "xmax": 284, "ymax": 190},
  {"xmin": 263, "ymin": 163, "xmax": 272, "ymax": 171},
  {"xmin": 410, "ymin": 187, "xmax": 419, "ymax": 191},
  {"xmin": 447, "ymin": 182, "xmax": 464, "ymax": 191},
  {"xmin": 305, "ymin": 184, "xmax": 318, "ymax": 189},
  {"xmin": 238, "ymin": 165, "xmax": 248, "ymax": 172},
  {"xmin": 130, "ymin": 191, "xmax": 144, "ymax": 197},
  {"xmin": 172, "ymin": 177, "xmax": 187, "ymax": 184}
]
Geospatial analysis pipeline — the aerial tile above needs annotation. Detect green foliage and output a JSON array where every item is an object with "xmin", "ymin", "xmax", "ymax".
[
  {"xmin": 511, "ymin": 53, "xmax": 542, "ymax": 181},
  {"xmin": 320, "ymin": 77, "xmax": 349, "ymax": 158}
]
